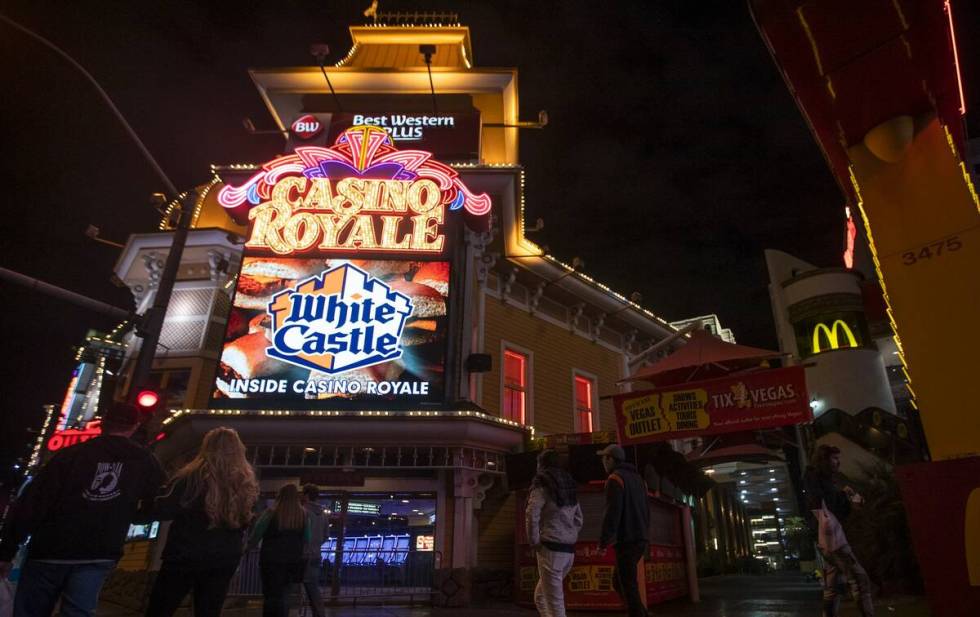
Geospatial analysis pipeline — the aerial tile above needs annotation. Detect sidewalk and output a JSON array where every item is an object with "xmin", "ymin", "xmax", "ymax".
[{"xmin": 97, "ymin": 573, "xmax": 930, "ymax": 616}]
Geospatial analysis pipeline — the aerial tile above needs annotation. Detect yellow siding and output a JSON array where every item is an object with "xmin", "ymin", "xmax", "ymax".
[
  {"xmin": 483, "ymin": 295, "xmax": 625, "ymax": 435},
  {"xmin": 477, "ymin": 492, "xmax": 517, "ymax": 568}
]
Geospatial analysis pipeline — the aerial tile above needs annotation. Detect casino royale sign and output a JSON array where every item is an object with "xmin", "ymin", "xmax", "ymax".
[
  {"xmin": 211, "ymin": 126, "xmax": 477, "ymax": 407},
  {"xmin": 246, "ymin": 176, "xmax": 447, "ymax": 254},
  {"xmin": 218, "ymin": 125, "xmax": 491, "ymax": 255}
]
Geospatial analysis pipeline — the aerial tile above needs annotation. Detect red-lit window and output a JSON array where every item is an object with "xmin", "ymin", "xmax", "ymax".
[
  {"xmin": 503, "ymin": 350, "xmax": 528, "ymax": 424},
  {"xmin": 574, "ymin": 374, "xmax": 596, "ymax": 433}
]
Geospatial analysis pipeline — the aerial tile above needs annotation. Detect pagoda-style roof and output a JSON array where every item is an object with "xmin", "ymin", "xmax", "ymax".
[{"xmin": 338, "ymin": 25, "xmax": 474, "ymax": 69}]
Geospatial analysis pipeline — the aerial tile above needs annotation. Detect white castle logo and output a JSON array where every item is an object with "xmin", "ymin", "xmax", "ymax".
[{"xmin": 266, "ymin": 263, "xmax": 413, "ymax": 374}]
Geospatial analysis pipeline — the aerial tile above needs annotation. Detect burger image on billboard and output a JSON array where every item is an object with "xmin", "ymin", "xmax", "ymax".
[
  {"xmin": 290, "ymin": 114, "xmax": 323, "ymax": 140},
  {"xmin": 234, "ymin": 258, "xmax": 326, "ymax": 310},
  {"xmin": 214, "ymin": 257, "xmax": 450, "ymax": 404}
]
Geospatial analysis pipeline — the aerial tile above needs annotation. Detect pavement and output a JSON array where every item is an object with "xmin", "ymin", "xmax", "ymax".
[{"xmin": 97, "ymin": 572, "xmax": 930, "ymax": 616}]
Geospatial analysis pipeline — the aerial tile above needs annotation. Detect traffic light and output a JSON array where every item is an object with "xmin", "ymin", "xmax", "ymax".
[{"xmin": 134, "ymin": 389, "xmax": 161, "ymax": 419}]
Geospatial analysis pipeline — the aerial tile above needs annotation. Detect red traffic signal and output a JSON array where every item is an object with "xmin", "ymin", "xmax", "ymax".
[{"xmin": 135, "ymin": 389, "xmax": 160, "ymax": 411}]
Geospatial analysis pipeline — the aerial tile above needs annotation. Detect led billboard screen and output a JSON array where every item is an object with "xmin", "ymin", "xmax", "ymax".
[
  {"xmin": 209, "ymin": 126, "xmax": 491, "ymax": 409},
  {"xmin": 212, "ymin": 257, "xmax": 450, "ymax": 406}
]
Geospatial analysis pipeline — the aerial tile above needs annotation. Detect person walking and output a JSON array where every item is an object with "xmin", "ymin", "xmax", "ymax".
[
  {"xmin": 248, "ymin": 485, "xmax": 310, "ymax": 617},
  {"xmin": 0, "ymin": 403, "xmax": 165, "ymax": 617},
  {"xmin": 804, "ymin": 444, "xmax": 874, "ymax": 617},
  {"xmin": 524, "ymin": 449, "xmax": 583, "ymax": 617},
  {"xmin": 597, "ymin": 444, "xmax": 650, "ymax": 617},
  {"xmin": 300, "ymin": 484, "xmax": 328, "ymax": 617},
  {"xmin": 144, "ymin": 427, "xmax": 259, "ymax": 617}
]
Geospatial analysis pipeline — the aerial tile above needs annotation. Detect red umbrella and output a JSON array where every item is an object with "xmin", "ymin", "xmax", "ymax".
[{"xmin": 622, "ymin": 329, "xmax": 786, "ymax": 387}]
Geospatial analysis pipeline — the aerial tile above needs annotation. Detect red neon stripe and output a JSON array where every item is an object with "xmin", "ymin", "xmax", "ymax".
[{"xmin": 946, "ymin": 1, "xmax": 966, "ymax": 115}]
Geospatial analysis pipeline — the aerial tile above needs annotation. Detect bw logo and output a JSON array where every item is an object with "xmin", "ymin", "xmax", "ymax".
[{"xmin": 266, "ymin": 263, "xmax": 413, "ymax": 374}]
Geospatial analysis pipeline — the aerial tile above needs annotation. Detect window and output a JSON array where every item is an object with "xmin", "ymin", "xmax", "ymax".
[
  {"xmin": 503, "ymin": 349, "xmax": 528, "ymax": 424},
  {"xmin": 574, "ymin": 373, "xmax": 596, "ymax": 432}
]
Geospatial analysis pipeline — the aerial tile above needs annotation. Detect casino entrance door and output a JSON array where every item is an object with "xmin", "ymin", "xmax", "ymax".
[
  {"xmin": 316, "ymin": 491, "xmax": 438, "ymax": 598},
  {"xmin": 176, "ymin": 412, "xmax": 529, "ymax": 602},
  {"xmin": 230, "ymin": 485, "xmax": 441, "ymax": 603}
]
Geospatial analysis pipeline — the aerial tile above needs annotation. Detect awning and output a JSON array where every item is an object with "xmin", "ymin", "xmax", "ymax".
[
  {"xmin": 686, "ymin": 444, "xmax": 784, "ymax": 466},
  {"xmin": 621, "ymin": 329, "xmax": 785, "ymax": 386}
]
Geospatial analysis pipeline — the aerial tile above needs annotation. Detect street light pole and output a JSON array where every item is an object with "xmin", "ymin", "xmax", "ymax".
[
  {"xmin": 0, "ymin": 13, "xmax": 191, "ymax": 403},
  {"xmin": 128, "ymin": 197, "xmax": 193, "ymax": 401},
  {"xmin": 0, "ymin": 14, "xmax": 178, "ymax": 196}
]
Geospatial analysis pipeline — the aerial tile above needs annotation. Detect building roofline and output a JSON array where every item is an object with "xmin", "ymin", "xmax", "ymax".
[{"xmin": 781, "ymin": 266, "xmax": 864, "ymax": 289}]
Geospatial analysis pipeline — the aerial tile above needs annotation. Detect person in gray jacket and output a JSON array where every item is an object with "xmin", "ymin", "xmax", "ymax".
[{"xmin": 525, "ymin": 449, "xmax": 583, "ymax": 617}]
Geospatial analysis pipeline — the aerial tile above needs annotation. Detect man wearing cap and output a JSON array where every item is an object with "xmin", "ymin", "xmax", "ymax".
[
  {"xmin": 597, "ymin": 444, "xmax": 650, "ymax": 617},
  {"xmin": 0, "ymin": 402, "xmax": 165, "ymax": 617}
]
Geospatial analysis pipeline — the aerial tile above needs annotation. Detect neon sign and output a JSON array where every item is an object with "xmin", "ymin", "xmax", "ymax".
[
  {"xmin": 47, "ymin": 422, "xmax": 101, "ymax": 452},
  {"xmin": 47, "ymin": 362, "xmax": 103, "ymax": 452},
  {"xmin": 843, "ymin": 206, "xmax": 857, "ymax": 269},
  {"xmin": 291, "ymin": 114, "xmax": 323, "ymax": 140},
  {"xmin": 812, "ymin": 320, "xmax": 859, "ymax": 353},
  {"xmin": 218, "ymin": 126, "xmax": 491, "ymax": 255}
]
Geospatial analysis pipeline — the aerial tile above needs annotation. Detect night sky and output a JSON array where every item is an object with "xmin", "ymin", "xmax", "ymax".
[{"xmin": 1, "ymin": 1, "xmax": 978, "ymax": 480}]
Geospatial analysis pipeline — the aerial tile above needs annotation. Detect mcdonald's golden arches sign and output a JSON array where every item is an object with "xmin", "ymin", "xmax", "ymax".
[{"xmin": 811, "ymin": 319, "xmax": 860, "ymax": 354}]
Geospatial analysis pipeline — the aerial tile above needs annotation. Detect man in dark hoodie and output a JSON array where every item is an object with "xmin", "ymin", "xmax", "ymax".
[
  {"xmin": 597, "ymin": 444, "xmax": 649, "ymax": 617},
  {"xmin": 0, "ymin": 402, "xmax": 165, "ymax": 617}
]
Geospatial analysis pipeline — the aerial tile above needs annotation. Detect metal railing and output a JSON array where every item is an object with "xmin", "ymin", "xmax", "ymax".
[
  {"xmin": 247, "ymin": 443, "xmax": 505, "ymax": 473},
  {"xmin": 228, "ymin": 548, "xmax": 439, "ymax": 603}
]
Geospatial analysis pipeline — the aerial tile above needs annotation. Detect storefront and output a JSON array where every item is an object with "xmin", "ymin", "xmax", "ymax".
[
  {"xmin": 509, "ymin": 434, "xmax": 696, "ymax": 611},
  {"xmin": 92, "ymin": 15, "xmax": 684, "ymax": 608}
]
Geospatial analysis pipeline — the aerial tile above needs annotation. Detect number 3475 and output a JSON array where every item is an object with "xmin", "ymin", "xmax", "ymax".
[{"xmin": 902, "ymin": 236, "xmax": 962, "ymax": 266}]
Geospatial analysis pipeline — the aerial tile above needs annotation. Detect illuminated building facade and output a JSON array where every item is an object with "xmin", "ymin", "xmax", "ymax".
[
  {"xmin": 765, "ymin": 249, "xmax": 924, "ymax": 476},
  {"xmin": 95, "ymin": 17, "xmax": 689, "ymax": 607},
  {"xmin": 669, "ymin": 314, "xmax": 735, "ymax": 344}
]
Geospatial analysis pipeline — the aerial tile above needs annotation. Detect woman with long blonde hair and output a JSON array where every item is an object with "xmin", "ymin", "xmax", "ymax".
[
  {"xmin": 248, "ymin": 484, "xmax": 311, "ymax": 617},
  {"xmin": 146, "ymin": 427, "xmax": 259, "ymax": 617}
]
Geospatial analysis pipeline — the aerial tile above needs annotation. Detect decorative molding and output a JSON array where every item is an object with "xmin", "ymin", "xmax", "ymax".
[
  {"xmin": 143, "ymin": 252, "xmax": 164, "ymax": 291},
  {"xmin": 500, "ymin": 268, "xmax": 518, "ymax": 304},
  {"xmin": 592, "ymin": 313, "xmax": 606, "ymax": 343},
  {"xmin": 528, "ymin": 282, "xmax": 545, "ymax": 315},
  {"xmin": 570, "ymin": 303, "xmax": 585, "ymax": 333},
  {"xmin": 624, "ymin": 329, "xmax": 638, "ymax": 354}
]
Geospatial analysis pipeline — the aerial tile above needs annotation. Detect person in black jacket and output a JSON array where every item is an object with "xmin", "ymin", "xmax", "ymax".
[
  {"xmin": 803, "ymin": 444, "xmax": 873, "ymax": 617},
  {"xmin": 145, "ymin": 427, "xmax": 259, "ymax": 617},
  {"xmin": 248, "ymin": 484, "xmax": 311, "ymax": 617},
  {"xmin": 597, "ymin": 444, "xmax": 649, "ymax": 617},
  {"xmin": 0, "ymin": 403, "xmax": 164, "ymax": 617}
]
